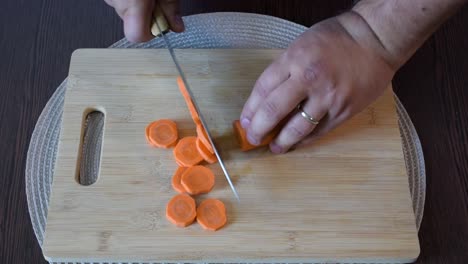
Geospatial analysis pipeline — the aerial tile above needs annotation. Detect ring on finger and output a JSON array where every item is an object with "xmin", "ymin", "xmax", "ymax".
[{"xmin": 297, "ymin": 103, "xmax": 319, "ymax": 125}]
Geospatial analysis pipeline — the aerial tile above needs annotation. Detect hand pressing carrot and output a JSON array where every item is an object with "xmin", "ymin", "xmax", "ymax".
[
  {"xmin": 232, "ymin": 119, "xmax": 278, "ymax": 151},
  {"xmin": 239, "ymin": 0, "xmax": 467, "ymax": 154}
]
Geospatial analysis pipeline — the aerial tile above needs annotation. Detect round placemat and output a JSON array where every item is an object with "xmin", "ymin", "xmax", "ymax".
[{"xmin": 26, "ymin": 12, "xmax": 426, "ymax": 252}]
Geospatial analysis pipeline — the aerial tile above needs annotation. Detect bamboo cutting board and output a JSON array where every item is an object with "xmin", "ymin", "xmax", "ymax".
[{"xmin": 43, "ymin": 49, "xmax": 420, "ymax": 263}]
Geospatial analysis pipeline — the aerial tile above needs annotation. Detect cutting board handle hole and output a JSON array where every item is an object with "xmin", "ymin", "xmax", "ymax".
[{"xmin": 76, "ymin": 109, "xmax": 105, "ymax": 186}]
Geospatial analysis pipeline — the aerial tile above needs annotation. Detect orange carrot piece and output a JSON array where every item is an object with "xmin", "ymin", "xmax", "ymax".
[
  {"xmin": 180, "ymin": 165, "xmax": 215, "ymax": 195},
  {"xmin": 166, "ymin": 194, "xmax": 196, "ymax": 227},
  {"xmin": 146, "ymin": 119, "xmax": 179, "ymax": 148},
  {"xmin": 196, "ymin": 124, "xmax": 214, "ymax": 154},
  {"xmin": 173, "ymin": 136, "xmax": 204, "ymax": 167},
  {"xmin": 232, "ymin": 120, "xmax": 279, "ymax": 151},
  {"xmin": 176, "ymin": 76, "xmax": 201, "ymax": 125},
  {"xmin": 196, "ymin": 138, "xmax": 217, "ymax": 164},
  {"xmin": 175, "ymin": 159, "xmax": 185, "ymax": 167},
  {"xmin": 171, "ymin": 167, "xmax": 188, "ymax": 193},
  {"xmin": 196, "ymin": 198, "xmax": 227, "ymax": 231}
]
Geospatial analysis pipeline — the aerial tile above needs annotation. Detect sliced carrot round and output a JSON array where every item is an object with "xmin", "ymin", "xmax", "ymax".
[
  {"xmin": 180, "ymin": 165, "xmax": 215, "ymax": 195},
  {"xmin": 196, "ymin": 198, "xmax": 227, "ymax": 231},
  {"xmin": 196, "ymin": 138, "xmax": 217, "ymax": 164},
  {"xmin": 146, "ymin": 119, "xmax": 178, "ymax": 148},
  {"xmin": 177, "ymin": 76, "xmax": 201, "ymax": 125},
  {"xmin": 175, "ymin": 158, "xmax": 185, "ymax": 167},
  {"xmin": 196, "ymin": 125, "xmax": 214, "ymax": 154},
  {"xmin": 173, "ymin": 136, "xmax": 204, "ymax": 167},
  {"xmin": 171, "ymin": 167, "xmax": 188, "ymax": 193},
  {"xmin": 166, "ymin": 193, "xmax": 196, "ymax": 227}
]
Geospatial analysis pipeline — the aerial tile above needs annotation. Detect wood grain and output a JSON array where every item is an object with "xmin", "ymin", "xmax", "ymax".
[
  {"xmin": 1, "ymin": 1, "xmax": 468, "ymax": 263},
  {"xmin": 41, "ymin": 49, "xmax": 419, "ymax": 263}
]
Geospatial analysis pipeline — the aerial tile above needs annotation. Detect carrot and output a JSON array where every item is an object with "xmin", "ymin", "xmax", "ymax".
[
  {"xmin": 181, "ymin": 165, "xmax": 215, "ymax": 195},
  {"xmin": 176, "ymin": 76, "xmax": 201, "ymax": 125},
  {"xmin": 171, "ymin": 167, "xmax": 188, "ymax": 193},
  {"xmin": 175, "ymin": 159, "xmax": 186, "ymax": 167},
  {"xmin": 166, "ymin": 193, "xmax": 196, "ymax": 227},
  {"xmin": 173, "ymin": 136, "xmax": 204, "ymax": 167},
  {"xmin": 232, "ymin": 119, "xmax": 279, "ymax": 151},
  {"xmin": 146, "ymin": 119, "xmax": 179, "ymax": 148},
  {"xmin": 196, "ymin": 198, "xmax": 227, "ymax": 231},
  {"xmin": 196, "ymin": 138, "xmax": 217, "ymax": 164},
  {"xmin": 196, "ymin": 124, "xmax": 214, "ymax": 154}
]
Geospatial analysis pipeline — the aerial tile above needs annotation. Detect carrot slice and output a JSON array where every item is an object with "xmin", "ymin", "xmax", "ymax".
[
  {"xmin": 175, "ymin": 159, "xmax": 185, "ymax": 167},
  {"xmin": 196, "ymin": 138, "xmax": 217, "ymax": 164},
  {"xmin": 171, "ymin": 167, "xmax": 188, "ymax": 193},
  {"xmin": 176, "ymin": 76, "xmax": 201, "ymax": 125},
  {"xmin": 181, "ymin": 165, "xmax": 215, "ymax": 195},
  {"xmin": 232, "ymin": 119, "xmax": 279, "ymax": 151},
  {"xmin": 196, "ymin": 198, "xmax": 227, "ymax": 231},
  {"xmin": 196, "ymin": 124, "xmax": 214, "ymax": 154},
  {"xmin": 146, "ymin": 119, "xmax": 179, "ymax": 148},
  {"xmin": 166, "ymin": 194, "xmax": 196, "ymax": 227},
  {"xmin": 173, "ymin": 136, "xmax": 204, "ymax": 167}
]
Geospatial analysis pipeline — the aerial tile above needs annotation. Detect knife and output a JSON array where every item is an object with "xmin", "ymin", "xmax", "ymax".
[{"xmin": 151, "ymin": 10, "xmax": 240, "ymax": 202}]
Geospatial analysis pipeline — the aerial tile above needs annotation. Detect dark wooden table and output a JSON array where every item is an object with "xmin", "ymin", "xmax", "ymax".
[{"xmin": 1, "ymin": 0, "xmax": 467, "ymax": 263}]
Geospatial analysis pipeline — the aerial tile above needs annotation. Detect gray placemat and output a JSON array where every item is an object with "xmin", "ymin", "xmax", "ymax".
[{"xmin": 25, "ymin": 12, "xmax": 426, "ymax": 264}]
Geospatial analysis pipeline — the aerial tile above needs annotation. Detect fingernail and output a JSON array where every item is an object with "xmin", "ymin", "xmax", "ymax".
[
  {"xmin": 247, "ymin": 134, "xmax": 259, "ymax": 145},
  {"xmin": 270, "ymin": 143, "xmax": 283, "ymax": 154},
  {"xmin": 240, "ymin": 118, "xmax": 250, "ymax": 129}
]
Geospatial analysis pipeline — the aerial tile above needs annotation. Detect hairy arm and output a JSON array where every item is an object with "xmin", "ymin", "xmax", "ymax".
[{"xmin": 344, "ymin": 0, "xmax": 468, "ymax": 69}]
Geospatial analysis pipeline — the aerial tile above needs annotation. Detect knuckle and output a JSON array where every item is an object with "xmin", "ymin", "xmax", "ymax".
[
  {"xmin": 298, "ymin": 61, "xmax": 325, "ymax": 85},
  {"xmin": 253, "ymin": 79, "xmax": 270, "ymax": 98},
  {"xmin": 285, "ymin": 125, "xmax": 308, "ymax": 139},
  {"xmin": 288, "ymin": 45, "xmax": 308, "ymax": 59},
  {"xmin": 261, "ymin": 100, "xmax": 281, "ymax": 120},
  {"xmin": 325, "ymin": 80, "xmax": 337, "ymax": 93},
  {"xmin": 301, "ymin": 66, "xmax": 319, "ymax": 83}
]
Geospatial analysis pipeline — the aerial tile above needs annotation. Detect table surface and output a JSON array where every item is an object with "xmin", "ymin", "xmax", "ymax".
[{"xmin": 0, "ymin": 1, "xmax": 467, "ymax": 263}]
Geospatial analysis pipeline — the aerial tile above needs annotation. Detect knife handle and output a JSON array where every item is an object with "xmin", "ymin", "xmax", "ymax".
[{"xmin": 151, "ymin": 5, "xmax": 170, "ymax": 37}]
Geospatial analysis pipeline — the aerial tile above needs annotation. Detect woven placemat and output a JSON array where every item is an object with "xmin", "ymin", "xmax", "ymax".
[{"xmin": 25, "ymin": 12, "xmax": 426, "ymax": 263}]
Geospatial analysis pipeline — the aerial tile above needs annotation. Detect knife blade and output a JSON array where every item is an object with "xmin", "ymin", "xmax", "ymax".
[{"xmin": 151, "ymin": 12, "xmax": 240, "ymax": 202}]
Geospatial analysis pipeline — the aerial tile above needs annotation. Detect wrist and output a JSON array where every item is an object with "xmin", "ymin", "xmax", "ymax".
[
  {"xmin": 347, "ymin": 0, "xmax": 468, "ymax": 70},
  {"xmin": 335, "ymin": 10, "xmax": 402, "ymax": 72}
]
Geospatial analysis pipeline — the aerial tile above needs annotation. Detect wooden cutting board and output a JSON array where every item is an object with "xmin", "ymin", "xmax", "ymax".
[{"xmin": 43, "ymin": 49, "xmax": 420, "ymax": 263}]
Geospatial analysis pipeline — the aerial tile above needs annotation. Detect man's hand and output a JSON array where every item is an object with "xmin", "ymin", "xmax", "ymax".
[
  {"xmin": 241, "ymin": 0, "xmax": 467, "ymax": 154},
  {"xmin": 104, "ymin": 0, "xmax": 184, "ymax": 43},
  {"xmin": 240, "ymin": 14, "xmax": 396, "ymax": 154}
]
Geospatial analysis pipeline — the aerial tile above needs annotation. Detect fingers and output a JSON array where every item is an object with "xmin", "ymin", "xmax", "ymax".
[
  {"xmin": 269, "ymin": 97, "xmax": 328, "ymax": 153},
  {"xmin": 111, "ymin": 0, "xmax": 155, "ymax": 43},
  {"xmin": 158, "ymin": 0, "xmax": 184, "ymax": 32},
  {"xmin": 246, "ymin": 79, "xmax": 306, "ymax": 145},
  {"xmin": 240, "ymin": 56, "xmax": 289, "ymax": 129},
  {"xmin": 294, "ymin": 112, "xmax": 348, "ymax": 148}
]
